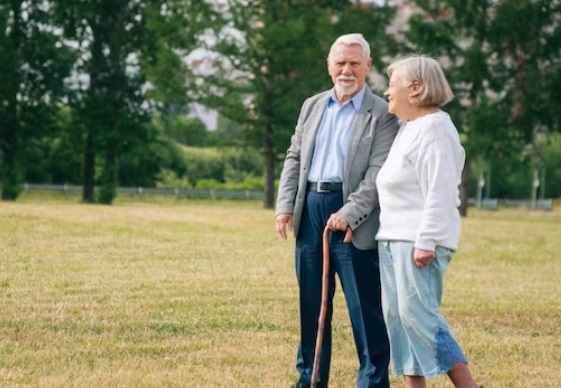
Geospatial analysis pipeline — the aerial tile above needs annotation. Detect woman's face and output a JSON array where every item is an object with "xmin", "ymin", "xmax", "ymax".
[{"xmin": 384, "ymin": 70, "xmax": 413, "ymax": 119}]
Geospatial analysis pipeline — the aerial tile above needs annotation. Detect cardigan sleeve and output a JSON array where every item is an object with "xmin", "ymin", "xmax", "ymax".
[{"xmin": 413, "ymin": 124, "xmax": 463, "ymax": 251}]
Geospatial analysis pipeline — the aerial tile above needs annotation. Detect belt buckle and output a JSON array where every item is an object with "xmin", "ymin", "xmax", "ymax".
[{"xmin": 317, "ymin": 181, "xmax": 330, "ymax": 193}]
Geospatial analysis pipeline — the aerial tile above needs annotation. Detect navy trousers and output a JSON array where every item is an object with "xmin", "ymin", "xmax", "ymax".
[{"xmin": 294, "ymin": 191, "xmax": 390, "ymax": 388}]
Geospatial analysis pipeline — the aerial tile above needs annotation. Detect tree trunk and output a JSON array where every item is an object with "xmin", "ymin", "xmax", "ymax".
[
  {"xmin": 99, "ymin": 148, "xmax": 117, "ymax": 204},
  {"xmin": 459, "ymin": 157, "xmax": 470, "ymax": 217},
  {"xmin": 82, "ymin": 21, "xmax": 104, "ymax": 204},
  {"xmin": 1, "ymin": 1, "xmax": 23, "ymax": 201},
  {"xmin": 82, "ymin": 131, "xmax": 96, "ymax": 203},
  {"xmin": 263, "ymin": 126, "xmax": 275, "ymax": 209},
  {"xmin": 1, "ymin": 100, "xmax": 19, "ymax": 200}
]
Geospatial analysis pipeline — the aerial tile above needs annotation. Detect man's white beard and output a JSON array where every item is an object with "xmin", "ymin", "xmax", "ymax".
[{"xmin": 334, "ymin": 78, "xmax": 358, "ymax": 96}]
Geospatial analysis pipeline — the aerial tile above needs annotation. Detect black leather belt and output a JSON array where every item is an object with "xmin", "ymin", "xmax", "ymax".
[{"xmin": 307, "ymin": 181, "xmax": 343, "ymax": 193}]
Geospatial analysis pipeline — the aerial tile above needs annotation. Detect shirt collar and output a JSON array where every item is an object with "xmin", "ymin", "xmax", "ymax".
[{"xmin": 328, "ymin": 85, "xmax": 366, "ymax": 111}]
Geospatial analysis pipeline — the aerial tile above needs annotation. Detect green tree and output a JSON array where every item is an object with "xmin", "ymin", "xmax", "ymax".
[
  {"xmin": 54, "ymin": 0, "xmax": 152, "ymax": 204},
  {"xmin": 117, "ymin": 120, "xmax": 186, "ymax": 188},
  {"xmin": 157, "ymin": 115, "xmax": 208, "ymax": 147},
  {"xmin": 206, "ymin": 115, "xmax": 245, "ymax": 147},
  {"xmin": 24, "ymin": 106, "xmax": 84, "ymax": 185},
  {"xmin": 542, "ymin": 133, "xmax": 561, "ymax": 198},
  {"xmin": 142, "ymin": 0, "xmax": 222, "ymax": 165},
  {"xmin": 0, "ymin": 0, "xmax": 75, "ymax": 200},
  {"xmin": 142, "ymin": 0, "xmax": 220, "ymax": 106}
]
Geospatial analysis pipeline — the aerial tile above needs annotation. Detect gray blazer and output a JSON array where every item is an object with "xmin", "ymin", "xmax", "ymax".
[{"xmin": 275, "ymin": 87, "xmax": 399, "ymax": 250}]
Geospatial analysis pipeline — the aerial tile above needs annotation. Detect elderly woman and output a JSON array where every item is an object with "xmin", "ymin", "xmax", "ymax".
[{"xmin": 375, "ymin": 55, "xmax": 482, "ymax": 388}]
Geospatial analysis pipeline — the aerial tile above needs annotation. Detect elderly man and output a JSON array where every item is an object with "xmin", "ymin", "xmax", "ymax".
[{"xmin": 275, "ymin": 33, "xmax": 399, "ymax": 388}]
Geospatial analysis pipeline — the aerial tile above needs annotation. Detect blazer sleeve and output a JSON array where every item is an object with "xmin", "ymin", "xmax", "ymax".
[{"xmin": 275, "ymin": 99, "xmax": 308, "ymax": 216}]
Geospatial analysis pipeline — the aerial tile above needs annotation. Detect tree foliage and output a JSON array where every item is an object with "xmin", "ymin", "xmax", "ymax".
[
  {"xmin": 52, "ymin": 0, "xmax": 154, "ymax": 203},
  {"xmin": 0, "ymin": 1, "xmax": 75, "ymax": 200},
  {"xmin": 2, "ymin": 0, "xmax": 561, "ymax": 204}
]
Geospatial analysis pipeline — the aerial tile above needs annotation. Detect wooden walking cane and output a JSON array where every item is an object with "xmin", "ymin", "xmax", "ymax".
[{"xmin": 310, "ymin": 226, "xmax": 353, "ymax": 388}]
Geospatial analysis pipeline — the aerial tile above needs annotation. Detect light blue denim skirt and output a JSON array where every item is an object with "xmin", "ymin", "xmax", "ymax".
[{"xmin": 378, "ymin": 240, "xmax": 467, "ymax": 378}]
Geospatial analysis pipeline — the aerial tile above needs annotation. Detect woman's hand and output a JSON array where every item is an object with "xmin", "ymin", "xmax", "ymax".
[{"xmin": 413, "ymin": 248, "xmax": 435, "ymax": 268}]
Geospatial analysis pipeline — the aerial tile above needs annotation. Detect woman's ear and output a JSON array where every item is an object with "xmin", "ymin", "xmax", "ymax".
[{"xmin": 409, "ymin": 81, "xmax": 421, "ymax": 99}]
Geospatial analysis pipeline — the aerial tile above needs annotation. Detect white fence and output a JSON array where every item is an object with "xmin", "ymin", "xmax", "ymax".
[
  {"xmin": 21, "ymin": 183, "xmax": 265, "ymax": 200},
  {"xmin": 467, "ymin": 197, "xmax": 553, "ymax": 210},
  {"xmin": 18, "ymin": 184, "xmax": 555, "ymax": 209}
]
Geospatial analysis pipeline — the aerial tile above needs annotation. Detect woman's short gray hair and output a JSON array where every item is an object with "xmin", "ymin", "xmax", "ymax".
[
  {"xmin": 327, "ymin": 33, "xmax": 371, "ymax": 62},
  {"xmin": 387, "ymin": 55, "xmax": 454, "ymax": 107}
]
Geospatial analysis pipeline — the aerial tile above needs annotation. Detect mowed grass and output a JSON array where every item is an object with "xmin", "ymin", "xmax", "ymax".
[{"xmin": 1, "ymin": 196, "xmax": 560, "ymax": 387}]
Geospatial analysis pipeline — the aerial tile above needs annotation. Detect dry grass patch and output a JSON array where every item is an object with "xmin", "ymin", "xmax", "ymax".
[{"xmin": 1, "ymin": 200, "xmax": 560, "ymax": 387}]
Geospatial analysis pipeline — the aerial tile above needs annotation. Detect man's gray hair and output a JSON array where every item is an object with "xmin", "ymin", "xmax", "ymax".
[{"xmin": 327, "ymin": 33, "xmax": 371, "ymax": 62}]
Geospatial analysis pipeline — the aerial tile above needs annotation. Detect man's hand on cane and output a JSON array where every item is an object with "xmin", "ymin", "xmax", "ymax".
[
  {"xmin": 326, "ymin": 212, "xmax": 348, "ymax": 232},
  {"xmin": 327, "ymin": 213, "xmax": 353, "ymax": 243}
]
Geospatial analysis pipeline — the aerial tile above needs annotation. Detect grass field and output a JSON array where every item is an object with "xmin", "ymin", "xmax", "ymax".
[{"xmin": 1, "ymin": 195, "xmax": 560, "ymax": 387}]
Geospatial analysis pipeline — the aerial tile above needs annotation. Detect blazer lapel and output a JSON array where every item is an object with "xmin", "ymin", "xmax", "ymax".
[
  {"xmin": 344, "ymin": 88, "xmax": 374, "ymax": 178},
  {"xmin": 302, "ymin": 95, "xmax": 329, "ymax": 168}
]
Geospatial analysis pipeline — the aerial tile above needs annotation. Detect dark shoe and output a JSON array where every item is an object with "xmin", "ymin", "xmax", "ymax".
[{"xmin": 289, "ymin": 383, "xmax": 307, "ymax": 388}]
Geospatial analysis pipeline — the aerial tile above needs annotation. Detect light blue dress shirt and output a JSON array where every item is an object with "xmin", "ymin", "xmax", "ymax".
[{"xmin": 307, "ymin": 86, "xmax": 366, "ymax": 182}]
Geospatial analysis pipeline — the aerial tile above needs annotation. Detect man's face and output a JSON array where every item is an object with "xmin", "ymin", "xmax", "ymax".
[{"xmin": 328, "ymin": 44, "xmax": 371, "ymax": 98}]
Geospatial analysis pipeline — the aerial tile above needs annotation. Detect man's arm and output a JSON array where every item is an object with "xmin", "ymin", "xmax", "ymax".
[
  {"xmin": 275, "ymin": 110, "xmax": 305, "ymax": 216},
  {"xmin": 274, "ymin": 100, "xmax": 310, "ymax": 237}
]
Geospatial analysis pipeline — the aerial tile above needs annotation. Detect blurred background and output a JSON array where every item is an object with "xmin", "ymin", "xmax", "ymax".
[{"xmin": 0, "ymin": 0, "xmax": 560, "ymax": 211}]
